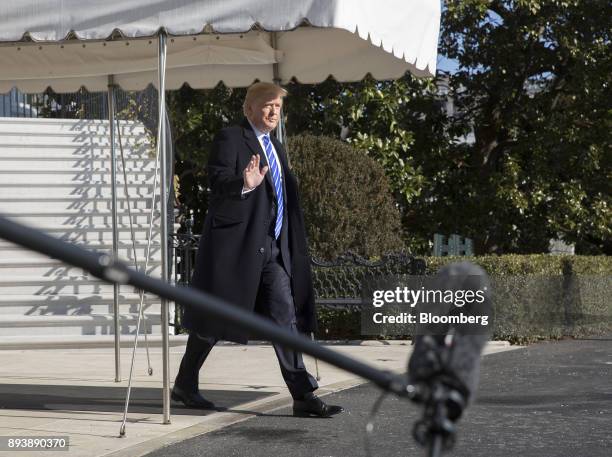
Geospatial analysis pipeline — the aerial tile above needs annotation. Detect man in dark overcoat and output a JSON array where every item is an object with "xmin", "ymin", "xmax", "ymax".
[{"xmin": 172, "ymin": 82, "xmax": 343, "ymax": 418}]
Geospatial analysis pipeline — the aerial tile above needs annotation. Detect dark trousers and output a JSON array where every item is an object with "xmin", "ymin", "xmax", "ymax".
[{"xmin": 174, "ymin": 235, "xmax": 319, "ymax": 400}]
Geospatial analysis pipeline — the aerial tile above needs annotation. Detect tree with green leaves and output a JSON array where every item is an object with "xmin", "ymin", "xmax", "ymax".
[
  {"xmin": 167, "ymin": 79, "xmax": 428, "ymax": 253},
  {"xmin": 167, "ymin": 84, "xmax": 246, "ymax": 229},
  {"xmin": 168, "ymin": 0, "xmax": 610, "ymax": 255},
  {"xmin": 415, "ymin": 0, "xmax": 611, "ymax": 254},
  {"xmin": 284, "ymin": 76, "xmax": 431, "ymax": 216},
  {"xmin": 285, "ymin": 1, "xmax": 611, "ymax": 255}
]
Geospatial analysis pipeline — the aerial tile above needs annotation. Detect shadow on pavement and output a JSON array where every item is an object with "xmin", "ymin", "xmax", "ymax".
[{"xmin": 0, "ymin": 384, "xmax": 275, "ymax": 415}]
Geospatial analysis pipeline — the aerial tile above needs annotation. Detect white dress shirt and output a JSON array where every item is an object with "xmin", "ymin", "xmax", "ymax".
[{"xmin": 242, "ymin": 120, "xmax": 283, "ymax": 194}]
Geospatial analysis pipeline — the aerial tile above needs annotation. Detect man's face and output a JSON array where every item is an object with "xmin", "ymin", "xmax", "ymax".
[{"xmin": 246, "ymin": 94, "xmax": 283, "ymax": 133}]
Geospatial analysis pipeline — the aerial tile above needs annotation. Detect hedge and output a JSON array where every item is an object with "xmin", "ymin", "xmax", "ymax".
[
  {"xmin": 423, "ymin": 254, "xmax": 612, "ymax": 276},
  {"xmin": 287, "ymin": 134, "xmax": 405, "ymax": 260},
  {"xmin": 315, "ymin": 255, "xmax": 612, "ymax": 344}
]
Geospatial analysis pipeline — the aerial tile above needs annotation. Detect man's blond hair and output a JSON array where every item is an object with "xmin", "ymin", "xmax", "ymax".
[{"xmin": 243, "ymin": 82, "xmax": 288, "ymax": 116}]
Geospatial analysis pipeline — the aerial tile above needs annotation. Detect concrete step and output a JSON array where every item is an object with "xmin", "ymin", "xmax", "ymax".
[
  {"xmin": 0, "ymin": 313, "xmax": 162, "ymax": 337},
  {"xmin": 0, "ymin": 270, "xmax": 163, "ymax": 294},
  {"xmin": 0, "ymin": 118, "xmax": 165, "ymax": 341},
  {"xmin": 0, "ymin": 253, "xmax": 161, "ymax": 270},
  {"xmin": 0, "ymin": 333, "xmax": 186, "ymax": 350},
  {"xmin": 0, "ymin": 240, "xmax": 163, "ymax": 260},
  {"xmin": 0, "ymin": 224, "xmax": 161, "ymax": 245},
  {"xmin": 0, "ymin": 169, "xmax": 156, "ymax": 184},
  {"xmin": 2, "ymin": 209, "xmax": 160, "ymax": 226},
  {"xmin": 0, "ymin": 156, "xmax": 157, "ymax": 170},
  {"xmin": 0, "ymin": 242, "xmax": 161, "ymax": 264},
  {"xmin": 0, "ymin": 293, "xmax": 162, "ymax": 316},
  {"xmin": 0, "ymin": 143, "xmax": 152, "ymax": 156},
  {"xmin": 0, "ymin": 257, "xmax": 162, "ymax": 275},
  {"xmin": 0, "ymin": 134, "xmax": 146, "ymax": 146},
  {"xmin": 0, "ymin": 182, "xmax": 155, "ymax": 198},
  {"xmin": 0, "ymin": 128, "xmax": 148, "ymax": 140},
  {"xmin": 0, "ymin": 197, "xmax": 156, "ymax": 212},
  {"xmin": 0, "ymin": 117, "xmax": 148, "ymax": 135}
]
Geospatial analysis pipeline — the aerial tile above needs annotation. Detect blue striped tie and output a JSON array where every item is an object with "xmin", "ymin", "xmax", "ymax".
[{"xmin": 262, "ymin": 134, "xmax": 284, "ymax": 239}]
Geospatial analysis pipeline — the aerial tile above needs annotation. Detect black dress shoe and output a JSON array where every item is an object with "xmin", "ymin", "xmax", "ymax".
[
  {"xmin": 293, "ymin": 393, "xmax": 344, "ymax": 418},
  {"xmin": 171, "ymin": 385, "xmax": 215, "ymax": 409}
]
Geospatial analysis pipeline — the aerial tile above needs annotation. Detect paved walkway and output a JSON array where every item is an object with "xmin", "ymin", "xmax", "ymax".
[
  {"xmin": 154, "ymin": 337, "xmax": 612, "ymax": 457},
  {"xmin": 0, "ymin": 337, "xmax": 516, "ymax": 457}
]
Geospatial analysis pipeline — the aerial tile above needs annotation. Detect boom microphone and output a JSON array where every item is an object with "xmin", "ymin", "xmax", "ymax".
[{"xmin": 407, "ymin": 262, "xmax": 492, "ymax": 454}]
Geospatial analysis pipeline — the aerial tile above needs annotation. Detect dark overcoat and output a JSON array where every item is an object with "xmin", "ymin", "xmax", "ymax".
[{"xmin": 182, "ymin": 119, "xmax": 316, "ymax": 344}]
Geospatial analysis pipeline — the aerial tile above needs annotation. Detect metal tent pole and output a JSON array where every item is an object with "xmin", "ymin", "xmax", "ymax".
[
  {"xmin": 108, "ymin": 75, "xmax": 121, "ymax": 383},
  {"xmin": 270, "ymin": 32, "xmax": 287, "ymax": 146},
  {"xmin": 115, "ymin": 117, "xmax": 154, "ymax": 377},
  {"xmin": 117, "ymin": 90, "xmax": 161, "ymax": 436},
  {"xmin": 157, "ymin": 31, "xmax": 171, "ymax": 425},
  {"xmin": 276, "ymin": 106, "xmax": 286, "ymax": 145}
]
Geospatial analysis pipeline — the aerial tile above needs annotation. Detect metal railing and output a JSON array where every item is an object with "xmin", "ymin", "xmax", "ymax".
[
  {"xmin": 0, "ymin": 86, "xmax": 156, "ymax": 120},
  {"xmin": 170, "ymin": 216, "xmax": 201, "ymax": 330},
  {"xmin": 170, "ymin": 216, "xmax": 427, "ymax": 333}
]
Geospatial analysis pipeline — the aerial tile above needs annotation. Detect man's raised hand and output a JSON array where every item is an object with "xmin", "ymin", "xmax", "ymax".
[{"xmin": 243, "ymin": 154, "xmax": 269, "ymax": 191}]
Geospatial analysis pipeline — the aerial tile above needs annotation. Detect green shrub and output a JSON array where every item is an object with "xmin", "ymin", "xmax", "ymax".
[
  {"xmin": 428, "ymin": 255, "xmax": 612, "ymax": 344},
  {"xmin": 423, "ymin": 254, "xmax": 612, "ymax": 276},
  {"xmin": 315, "ymin": 255, "xmax": 612, "ymax": 344},
  {"xmin": 287, "ymin": 134, "xmax": 404, "ymax": 260},
  {"xmin": 316, "ymin": 307, "xmax": 363, "ymax": 340}
]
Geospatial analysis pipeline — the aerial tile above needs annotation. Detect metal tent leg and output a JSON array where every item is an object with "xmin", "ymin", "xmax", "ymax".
[
  {"xmin": 115, "ymin": 113, "xmax": 154, "ymax": 377},
  {"xmin": 157, "ymin": 31, "xmax": 172, "ymax": 426},
  {"xmin": 108, "ymin": 76, "xmax": 121, "ymax": 383},
  {"xmin": 118, "ymin": 127, "xmax": 162, "ymax": 436},
  {"xmin": 117, "ymin": 87, "xmax": 163, "ymax": 435},
  {"xmin": 310, "ymin": 332, "xmax": 321, "ymax": 381},
  {"xmin": 271, "ymin": 32, "xmax": 287, "ymax": 147},
  {"xmin": 117, "ymin": 32, "xmax": 172, "ymax": 436}
]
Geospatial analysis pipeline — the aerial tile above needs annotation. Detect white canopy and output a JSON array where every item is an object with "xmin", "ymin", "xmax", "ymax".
[
  {"xmin": 0, "ymin": 0, "xmax": 440, "ymax": 93},
  {"xmin": 0, "ymin": 0, "xmax": 442, "ymax": 426}
]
